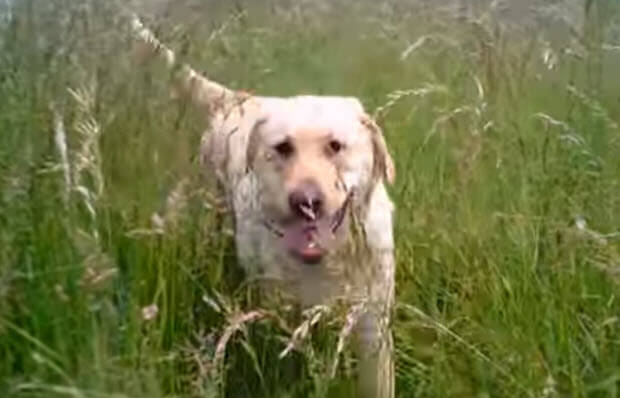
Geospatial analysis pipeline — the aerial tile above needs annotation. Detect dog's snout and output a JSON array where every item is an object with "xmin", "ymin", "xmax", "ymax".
[{"xmin": 288, "ymin": 181, "xmax": 324, "ymax": 220}]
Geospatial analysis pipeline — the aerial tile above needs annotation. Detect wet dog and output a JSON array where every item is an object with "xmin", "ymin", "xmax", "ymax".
[{"xmin": 132, "ymin": 16, "xmax": 396, "ymax": 397}]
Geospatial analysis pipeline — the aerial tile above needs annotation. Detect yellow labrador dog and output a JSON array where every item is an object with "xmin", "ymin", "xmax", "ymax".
[{"xmin": 132, "ymin": 16, "xmax": 395, "ymax": 397}]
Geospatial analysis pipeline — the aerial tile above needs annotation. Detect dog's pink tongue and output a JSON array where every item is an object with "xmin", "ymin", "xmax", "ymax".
[{"xmin": 282, "ymin": 225, "xmax": 325, "ymax": 264}]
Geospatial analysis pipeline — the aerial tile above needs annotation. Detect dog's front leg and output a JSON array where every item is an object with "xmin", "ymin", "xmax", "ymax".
[
  {"xmin": 355, "ymin": 308, "xmax": 394, "ymax": 398},
  {"xmin": 354, "ymin": 250, "xmax": 395, "ymax": 398},
  {"xmin": 355, "ymin": 182, "xmax": 395, "ymax": 397}
]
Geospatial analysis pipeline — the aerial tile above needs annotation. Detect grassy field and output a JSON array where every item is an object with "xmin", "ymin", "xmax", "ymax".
[{"xmin": 2, "ymin": 0, "xmax": 620, "ymax": 396}]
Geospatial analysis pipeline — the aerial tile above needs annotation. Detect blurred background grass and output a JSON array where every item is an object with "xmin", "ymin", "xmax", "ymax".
[{"xmin": 1, "ymin": 0, "xmax": 620, "ymax": 396}]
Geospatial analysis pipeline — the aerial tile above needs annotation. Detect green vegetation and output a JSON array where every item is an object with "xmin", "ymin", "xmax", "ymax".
[{"xmin": 1, "ymin": 0, "xmax": 620, "ymax": 396}]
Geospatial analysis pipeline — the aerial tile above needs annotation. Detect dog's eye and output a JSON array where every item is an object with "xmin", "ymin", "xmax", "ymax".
[
  {"xmin": 273, "ymin": 141, "xmax": 294, "ymax": 158},
  {"xmin": 328, "ymin": 140, "xmax": 343, "ymax": 154}
]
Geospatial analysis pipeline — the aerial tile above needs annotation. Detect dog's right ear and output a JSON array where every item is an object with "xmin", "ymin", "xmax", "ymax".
[{"xmin": 245, "ymin": 118, "xmax": 268, "ymax": 172}]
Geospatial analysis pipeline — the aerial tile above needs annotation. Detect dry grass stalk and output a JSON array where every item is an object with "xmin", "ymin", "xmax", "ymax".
[
  {"xmin": 213, "ymin": 310, "xmax": 268, "ymax": 370},
  {"xmin": 50, "ymin": 103, "xmax": 71, "ymax": 204},
  {"xmin": 68, "ymin": 81, "xmax": 105, "ymax": 209},
  {"xmin": 65, "ymin": 77, "xmax": 117, "ymax": 291},
  {"xmin": 567, "ymin": 84, "xmax": 619, "ymax": 131},
  {"xmin": 373, "ymin": 84, "xmax": 447, "ymax": 121},
  {"xmin": 330, "ymin": 301, "xmax": 366, "ymax": 378},
  {"xmin": 279, "ymin": 305, "xmax": 331, "ymax": 359}
]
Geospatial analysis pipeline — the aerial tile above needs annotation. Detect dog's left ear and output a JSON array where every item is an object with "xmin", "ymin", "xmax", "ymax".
[{"xmin": 361, "ymin": 115, "xmax": 395, "ymax": 185}]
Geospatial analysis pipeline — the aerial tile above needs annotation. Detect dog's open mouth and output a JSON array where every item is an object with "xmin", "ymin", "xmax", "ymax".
[{"xmin": 263, "ymin": 191, "xmax": 353, "ymax": 264}]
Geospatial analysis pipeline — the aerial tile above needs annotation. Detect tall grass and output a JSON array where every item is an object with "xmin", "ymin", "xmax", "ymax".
[{"xmin": 1, "ymin": 0, "xmax": 620, "ymax": 396}]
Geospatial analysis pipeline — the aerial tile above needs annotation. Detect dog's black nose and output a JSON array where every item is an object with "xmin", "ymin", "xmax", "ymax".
[{"xmin": 288, "ymin": 181, "xmax": 324, "ymax": 221}]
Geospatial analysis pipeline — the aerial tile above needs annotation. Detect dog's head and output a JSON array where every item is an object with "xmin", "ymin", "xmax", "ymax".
[{"xmin": 246, "ymin": 97, "xmax": 394, "ymax": 265}]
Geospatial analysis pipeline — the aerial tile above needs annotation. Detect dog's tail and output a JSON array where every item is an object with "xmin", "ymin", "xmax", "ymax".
[{"xmin": 130, "ymin": 15, "xmax": 241, "ymax": 115}]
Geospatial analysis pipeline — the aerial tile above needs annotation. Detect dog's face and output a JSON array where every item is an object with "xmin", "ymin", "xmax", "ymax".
[{"xmin": 247, "ymin": 97, "xmax": 394, "ymax": 265}]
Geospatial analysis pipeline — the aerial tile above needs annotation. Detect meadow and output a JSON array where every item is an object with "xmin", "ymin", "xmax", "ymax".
[{"xmin": 1, "ymin": 0, "xmax": 620, "ymax": 396}]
